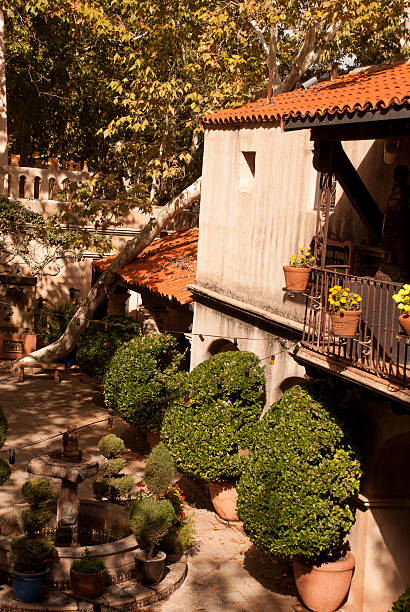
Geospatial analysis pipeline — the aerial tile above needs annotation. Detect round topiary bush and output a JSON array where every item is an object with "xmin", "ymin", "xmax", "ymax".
[
  {"xmin": 98, "ymin": 434, "xmax": 125, "ymax": 459},
  {"xmin": 161, "ymin": 351, "xmax": 265, "ymax": 482},
  {"xmin": 144, "ymin": 443, "xmax": 174, "ymax": 496},
  {"xmin": 21, "ymin": 478, "xmax": 53, "ymax": 508},
  {"xmin": 104, "ymin": 334, "xmax": 187, "ymax": 432},
  {"xmin": 77, "ymin": 315, "xmax": 139, "ymax": 379},
  {"xmin": 237, "ymin": 383, "xmax": 362, "ymax": 564}
]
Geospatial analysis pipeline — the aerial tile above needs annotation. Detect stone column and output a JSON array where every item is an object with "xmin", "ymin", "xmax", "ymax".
[{"xmin": 0, "ymin": 10, "xmax": 8, "ymax": 166}]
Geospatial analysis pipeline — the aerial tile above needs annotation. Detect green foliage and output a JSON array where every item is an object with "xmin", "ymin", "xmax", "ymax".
[
  {"xmin": 104, "ymin": 335, "xmax": 187, "ymax": 432},
  {"xmin": 0, "ymin": 197, "xmax": 111, "ymax": 276},
  {"xmin": 37, "ymin": 301, "xmax": 78, "ymax": 346},
  {"xmin": 237, "ymin": 383, "xmax": 362, "ymax": 564},
  {"xmin": 161, "ymin": 520, "xmax": 195, "ymax": 555},
  {"xmin": 11, "ymin": 535, "xmax": 55, "ymax": 573},
  {"xmin": 93, "ymin": 434, "xmax": 133, "ymax": 502},
  {"xmin": 98, "ymin": 434, "xmax": 125, "ymax": 459},
  {"xmin": 21, "ymin": 478, "xmax": 53, "ymax": 508},
  {"xmin": 18, "ymin": 508, "xmax": 53, "ymax": 536},
  {"xmin": 0, "ymin": 459, "xmax": 11, "ymax": 485},
  {"xmin": 107, "ymin": 458, "xmax": 127, "ymax": 476},
  {"xmin": 129, "ymin": 497, "xmax": 175, "ymax": 559},
  {"xmin": 161, "ymin": 351, "xmax": 265, "ymax": 482},
  {"xmin": 144, "ymin": 443, "xmax": 175, "ymax": 497},
  {"xmin": 77, "ymin": 316, "xmax": 139, "ymax": 379},
  {"xmin": 71, "ymin": 548, "xmax": 106, "ymax": 574},
  {"xmin": 391, "ymin": 585, "xmax": 410, "ymax": 612}
]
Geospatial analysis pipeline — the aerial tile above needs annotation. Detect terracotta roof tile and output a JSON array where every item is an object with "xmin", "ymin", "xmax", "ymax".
[
  {"xmin": 202, "ymin": 60, "xmax": 410, "ymax": 126},
  {"xmin": 95, "ymin": 228, "xmax": 198, "ymax": 305}
]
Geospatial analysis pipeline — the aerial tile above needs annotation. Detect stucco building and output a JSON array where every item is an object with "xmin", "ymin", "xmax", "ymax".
[{"xmin": 192, "ymin": 60, "xmax": 410, "ymax": 611}]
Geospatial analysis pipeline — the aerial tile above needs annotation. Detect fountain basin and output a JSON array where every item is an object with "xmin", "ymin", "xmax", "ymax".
[
  {"xmin": 0, "ymin": 500, "xmax": 138, "ymax": 588},
  {"xmin": 27, "ymin": 451, "xmax": 108, "ymax": 483}
]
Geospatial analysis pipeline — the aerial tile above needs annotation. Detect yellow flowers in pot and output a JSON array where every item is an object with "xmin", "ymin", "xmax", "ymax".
[
  {"xmin": 328, "ymin": 285, "xmax": 362, "ymax": 314},
  {"xmin": 392, "ymin": 284, "xmax": 410, "ymax": 312},
  {"xmin": 289, "ymin": 246, "xmax": 315, "ymax": 268}
]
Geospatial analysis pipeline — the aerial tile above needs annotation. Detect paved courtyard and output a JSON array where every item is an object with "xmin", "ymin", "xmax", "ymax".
[{"xmin": 0, "ymin": 368, "xmax": 302, "ymax": 611}]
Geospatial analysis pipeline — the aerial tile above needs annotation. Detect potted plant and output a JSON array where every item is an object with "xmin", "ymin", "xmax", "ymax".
[
  {"xmin": 283, "ymin": 246, "xmax": 315, "ymax": 291},
  {"xmin": 161, "ymin": 351, "xmax": 265, "ymax": 521},
  {"xmin": 392, "ymin": 284, "xmax": 410, "ymax": 335},
  {"xmin": 70, "ymin": 548, "xmax": 106, "ymax": 599},
  {"xmin": 129, "ymin": 496, "xmax": 175, "ymax": 585},
  {"xmin": 237, "ymin": 383, "xmax": 362, "ymax": 612},
  {"xmin": 104, "ymin": 334, "xmax": 187, "ymax": 446},
  {"xmin": 93, "ymin": 434, "xmax": 134, "ymax": 503},
  {"xmin": 328, "ymin": 285, "xmax": 362, "ymax": 336},
  {"xmin": 11, "ymin": 478, "xmax": 55, "ymax": 603},
  {"xmin": 143, "ymin": 443, "xmax": 194, "ymax": 559}
]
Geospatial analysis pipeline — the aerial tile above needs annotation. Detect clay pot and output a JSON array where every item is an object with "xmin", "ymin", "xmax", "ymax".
[
  {"xmin": 145, "ymin": 430, "xmax": 161, "ymax": 448},
  {"xmin": 70, "ymin": 568, "xmax": 105, "ymax": 600},
  {"xmin": 398, "ymin": 313, "xmax": 410, "ymax": 335},
  {"xmin": 283, "ymin": 266, "xmax": 311, "ymax": 291},
  {"xmin": 330, "ymin": 310, "xmax": 362, "ymax": 337},
  {"xmin": 209, "ymin": 481, "xmax": 238, "ymax": 521},
  {"xmin": 135, "ymin": 550, "xmax": 166, "ymax": 585},
  {"xmin": 293, "ymin": 552, "xmax": 355, "ymax": 612}
]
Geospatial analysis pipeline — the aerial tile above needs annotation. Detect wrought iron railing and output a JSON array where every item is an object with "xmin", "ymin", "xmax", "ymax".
[{"xmin": 302, "ymin": 267, "xmax": 409, "ymax": 386}]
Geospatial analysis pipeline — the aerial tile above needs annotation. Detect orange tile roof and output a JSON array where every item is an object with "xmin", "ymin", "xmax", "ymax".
[
  {"xmin": 202, "ymin": 60, "xmax": 410, "ymax": 126},
  {"xmin": 95, "ymin": 228, "xmax": 198, "ymax": 305}
]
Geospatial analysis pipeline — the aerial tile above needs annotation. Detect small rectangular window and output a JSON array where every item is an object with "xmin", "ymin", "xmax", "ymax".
[{"xmin": 239, "ymin": 151, "xmax": 256, "ymax": 193}]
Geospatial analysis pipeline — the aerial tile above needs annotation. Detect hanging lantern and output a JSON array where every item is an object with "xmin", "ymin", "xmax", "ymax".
[
  {"xmin": 8, "ymin": 449, "xmax": 15, "ymax": 465},
  {"xmin": 107, "ymin": 417, "xmax": 113, "ymax": 431},
  {"xmin": 233, "ymin": 337, "xmax": 238, "ymax": 347},
  {"xmin": 199, "ymin": 334, "xmax": 205, "ymax": 342},
  {"xmin": 62, "ymin": 432, "xmax": 68, "ymax": 447},
  {"xmin": 270, "ymin": 356, "xmax": 275, "ymax": 365},
  {"xmin": 184, "ymin": 391, "xmax": 189, "ymax": 403},
  {"xmin": 104, "ymin": 323, "xmax": 109, "ymax": 332}
]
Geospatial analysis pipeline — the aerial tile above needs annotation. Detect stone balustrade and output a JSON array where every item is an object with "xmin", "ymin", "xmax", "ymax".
[{"xmin": 0, "ymin": 165, "xmax": 89, "ymax": 201}]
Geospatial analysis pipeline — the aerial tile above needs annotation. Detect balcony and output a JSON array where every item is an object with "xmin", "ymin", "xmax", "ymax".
[
  {"xmin": 0, "ymin": 164, "xmax": 89, "ymax": 202},
  {"xmin": 301, "ymin": 267, "xmax": 409, "ymax": 398}
]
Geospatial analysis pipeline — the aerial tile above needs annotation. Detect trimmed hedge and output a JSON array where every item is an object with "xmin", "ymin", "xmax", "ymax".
[
  {"xmin": 93, "ymin": 434, "xmax": 133, "ymax": 502},
  {"xmin": 77, "ymin": 315, "xmax": 139, "ymax": 379},
  {"xmin": 237, "ymin": 383, "xmax": 362, "ymax": 564},
  {"xmin": 161, "ymin": 351, "xmax": 265, "ymax": 482},
  {"xmin": 104, "ymin": 334, "xmax": 186, "ymax": 432}
]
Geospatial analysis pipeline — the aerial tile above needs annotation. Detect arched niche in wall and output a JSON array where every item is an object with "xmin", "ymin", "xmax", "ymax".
[
  {"xmin": 370, "ymin": 431, "xmax": 410, "ymax": 498},
  {"xmin": 33, "ymin": 176, "xmax": 41, "ymax": 199},
  {"xmin": 207, "ymin": 338, "xmax": 239, "ymax": 356},
  {"xmin": 18, "ymin": 175, "xmax": 26, "ymax": 198},
  {"xmin": 48, "ymin": 177, "xmax": 56, "ymax": 200}
]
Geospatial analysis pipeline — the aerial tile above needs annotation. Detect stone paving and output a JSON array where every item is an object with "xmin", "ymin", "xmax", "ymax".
[{"xmin": 0, "ymin": 368, "xmax": 302, "ymax": 612}]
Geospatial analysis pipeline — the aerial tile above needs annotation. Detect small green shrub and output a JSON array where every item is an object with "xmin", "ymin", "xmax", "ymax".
[
  {"xmin": 144, "ymin": 443, "xmax": 174, "ymax": 496},
  {"xmin": 0, "ymin": 459, "xmax": 10, "ymax": 485},
  {"xmin": 391, "ymin": 585, "xmax": 410, "ymax": 611},
  {"xmin": 71, "ymin": 548, "xmax": 105, "ymax": 574},
  {"xmin": 19, "ymin": 508, "xmax": 53, "ymax": 535},
  {"xmin": 22, "ymin": 478, "xmax": 53, "ymax": 508},
  {"xmin": 0, "ymin": 407, "xmax": 8, "ymax": 450},
  {"xmin": 93, "ymin": 434, "xmax": 133, "ymax": 502},
  {"xmin": 129, "ymin": 497, "xmax": 175, "ymax": 559},
  {"xmin": 161, "ymin": 520, "xmax": 195, "ymax": 555},
  {"xmin": 237, "ymin": 383, "xmax": 362, "ymax": 564},
  {"xmin": 77, "ymin": 315, "xmax": 139, "ymax": 379},
  {"xmin": 11, "ymin": 535, "xmax": 55, "ymax": 573},
  {"xmin": 103, "ymin": 334, "xmax": 187, "ymax": 432},
  {"xmin": 98, "ymin": 434, "xmax": 125, "ymax": 459},
  {"xmin": 107, "ymin": 458, "xmax": 127, "ymax": 476},
  {"xmin": 161, "ymin": 351, "xmax": 265, "ymax": 481}
]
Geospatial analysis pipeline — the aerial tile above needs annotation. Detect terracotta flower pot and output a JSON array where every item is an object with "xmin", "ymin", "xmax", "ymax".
[
  {"xmin": 209, "ymin": 481, "xmax": 238, "ymax": 521},
  {"xmin": 283, "ymin": 266, "xmax": 311, "ymax": 291},
  {"xmin": 146, "ymin": 430, "xmax": 161, "ymax": 448},
  {"xmin": 293, "ymin": 552, "xmax": 355, "ymax": 612},
  {"xmin": 330, "ymin": 310, "xmax": 362, "ymax": 337},
  {"xmin": 70, "ymin": 568, "xmax": 105, "ymax": 600},
  {"xmin": 398, "ymin": 313, "xmax": 410, "ymax": 335}
]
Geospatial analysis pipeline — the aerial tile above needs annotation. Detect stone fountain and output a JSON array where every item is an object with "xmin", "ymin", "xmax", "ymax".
[{"xmin": 27, "ymin": 425, "xmax": 108, "ymax": 547}]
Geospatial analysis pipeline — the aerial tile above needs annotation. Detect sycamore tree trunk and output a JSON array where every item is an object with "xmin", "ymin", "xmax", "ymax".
[{"xmin": 20, "ymin": 177, "xmax": 201, "ymax": 364}]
